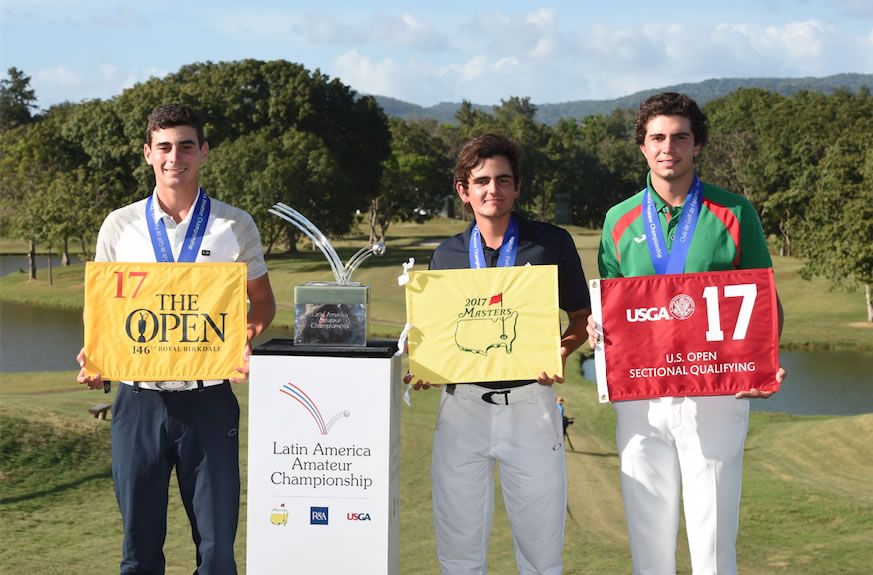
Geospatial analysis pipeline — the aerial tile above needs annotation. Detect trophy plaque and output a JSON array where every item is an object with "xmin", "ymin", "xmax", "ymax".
[{"xmin": 269, "ymin": 203, "xmax": 385, "ymax": 346}]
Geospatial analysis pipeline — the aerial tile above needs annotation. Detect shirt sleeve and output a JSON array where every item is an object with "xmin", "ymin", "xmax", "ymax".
[
  {"xmin": 94, "ymin": 213, "xmax": 119, "ymax": 263},
  {"xmin": 234, "ymin": 211, "xmax": 268, "ymax": 280},
  {"xmin": 557, "ymin": 228, "xmax": 590, "ymax": 312},
  {"xmin": 597, "ymin": 216, "xmax": 623, "ymax": 279},
  {"xmin": 736, "ymin": 200, "xmax": 773, "ymax": 270}
]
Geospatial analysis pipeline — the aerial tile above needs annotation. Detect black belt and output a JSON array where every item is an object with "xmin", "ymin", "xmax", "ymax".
[{"xmin": 445, "ymin": 383, "xmax": 535, "ymax": 405}]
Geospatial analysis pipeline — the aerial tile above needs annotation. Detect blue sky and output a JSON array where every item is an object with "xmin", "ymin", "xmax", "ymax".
[{"xmin": 2, "ymin": 0, "xmax": 872, "ymax": 111}]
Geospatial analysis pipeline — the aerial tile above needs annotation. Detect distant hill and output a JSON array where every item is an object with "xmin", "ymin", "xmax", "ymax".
[{"xmin": 372, "ymin": 73, "xmax": 873, "ymax": 125}]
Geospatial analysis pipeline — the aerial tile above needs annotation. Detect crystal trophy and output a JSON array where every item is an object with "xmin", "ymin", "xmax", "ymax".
[{"xmin": 269, "ymin": 203, "xmax": 385, "ymax": 346}]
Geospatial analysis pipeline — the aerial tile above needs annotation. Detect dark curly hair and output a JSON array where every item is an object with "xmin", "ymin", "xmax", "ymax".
[
  {"xmin": 633, "ymin": 92, "xmax": 708, "ymax": 147},
  {"xmin": 454, "ymin": 133, "xmax": 522, "ymax": 190},
  {"xmin": 146, "ymin": 104, "xmax": 205, "ymax": 147}
]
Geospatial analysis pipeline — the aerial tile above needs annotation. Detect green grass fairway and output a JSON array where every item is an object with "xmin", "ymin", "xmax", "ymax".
[{"xmin": 1, "ymin": 368, "xmax": 871, "ymax": 574}]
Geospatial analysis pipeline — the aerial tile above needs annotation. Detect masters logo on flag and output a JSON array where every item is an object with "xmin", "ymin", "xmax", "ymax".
[
  {"xmin": 405, "ymin": 266, "xmax": 562, "ymax": 384},
  {"xmin": 83, "ymin": 262, "xmax": 248, "ymax": 381},
  {"xmin": 455, "ymin": 291, "xmax": 517, "ymax": 356}
]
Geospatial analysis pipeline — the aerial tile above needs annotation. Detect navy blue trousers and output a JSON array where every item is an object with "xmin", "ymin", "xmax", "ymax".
[{"xmin": 111, "ymin": 382, "xmax": 240, "ymax": 575}]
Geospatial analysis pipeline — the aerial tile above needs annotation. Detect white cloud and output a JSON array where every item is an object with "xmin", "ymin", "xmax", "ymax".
[
  {"xmin": 494, "ymin": 57, "xmax": 521, "ymax": 72},
  {"xmin": 461, "ymin": 9, "xmax": 562, "ymax": 60},
  {"xmin": 290, "ymin": 10, "xmax": 447, "ymax": 51},
  {"xmin": 711, "ymin": 19, "xmax": 839, "ymax": 75},
  {"xmin": 99, "ymin": 63, "xmax": 118, "ymax": 82},
  {"xmin": 119, "ymin": 67, "xmax": 167, "ymax": 92},
  {"xmin": 29, "ymin": 64, "xmax": 167, "ymax": 108},
  {"xmin": 581, "ymin": 25, "xmax": 638, "ymax": 64},
  {"xmin": 333, "ymin": 49, "xmax": 396, "ymax": 97},
  {"xmin": 761, "ymin": 20, "xmax": 833, "ymax": 59},
  {"xmin": 36, "ymin": 66, "xmax": 80, "ymax": 87},
  {"xmin": 305, "ymin": 10, "xmax": 365, "ymax": 44},
  {"xmin": 456, "ymin": 55, "xmax": 488, "ymax": 82},
  {"xmin": 92, "ymin": 4, "xmax": 146, "ymax": 28},
  {"xmin": 830, "ymin": 0, "xmax": 873, "ymax": 18},
  {"xmin": 383, "ymin": 13, "xmax": 447, "ymax": 51},
  {"xmin": 208, "ymin": 10, "xmax": 303, "ymax": 39},
  {"xmin": 526, "ymin": 9, "xmax": 558, "ymax": 58}
]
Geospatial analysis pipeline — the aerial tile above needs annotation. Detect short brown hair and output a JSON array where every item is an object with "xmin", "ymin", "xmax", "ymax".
[
  {"xmin": 633, "ymin": 92, "xmax": 708, "ymax": 147},
  {"xmin": 146, "ymin": 104, "xmax": 205, "ymax": 147},
  {"xmin": 454, "ymin": 133, "xmax": 522, "ymax": 190}
]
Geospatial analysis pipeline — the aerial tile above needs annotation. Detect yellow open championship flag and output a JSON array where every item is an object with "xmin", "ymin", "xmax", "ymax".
[
  {"xmin": 83, "ymin": 262, "xmax": 248, "ymax": 381},
  {"xmin": 405, "ymin": 265, "xmax": 561, "ymax": 384}
]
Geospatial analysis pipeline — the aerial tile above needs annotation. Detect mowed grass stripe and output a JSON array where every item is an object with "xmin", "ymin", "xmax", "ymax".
[{"xmin": 2, "ymin": 371, "xmax": 873, "ymax": 573}]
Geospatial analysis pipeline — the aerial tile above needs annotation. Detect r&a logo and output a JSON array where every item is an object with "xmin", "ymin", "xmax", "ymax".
[{"xmin": 310, "ymin": 506, "xmax": 329, "ymax": 525}]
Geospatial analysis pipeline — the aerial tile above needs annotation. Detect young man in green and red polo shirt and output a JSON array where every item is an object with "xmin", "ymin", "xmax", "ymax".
[{"xmin": 587, "ymin": 92, "xmax": 785, "ymax": 575}]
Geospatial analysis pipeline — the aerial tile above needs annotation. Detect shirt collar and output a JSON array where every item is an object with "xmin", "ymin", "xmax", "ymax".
[
  {"xmin": 462, "ymin": 211, "xmax": 528, "ymax": 246},
  {"xmin": 646, "ymin": 173, "xmax": 683, "ymax": 215},
  {"xmin": 149, "ymin": 188, "xmax": 200, "ymax": 227}
]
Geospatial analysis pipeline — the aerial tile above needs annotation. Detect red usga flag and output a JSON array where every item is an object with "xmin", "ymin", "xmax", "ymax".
[{"xmin": 590, "ymin": 268, "xmax": 780, "ymax": 402}]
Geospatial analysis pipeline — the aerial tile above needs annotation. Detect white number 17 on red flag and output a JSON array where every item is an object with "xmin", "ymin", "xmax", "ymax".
[{"xmin": 589, "ymin": 269, "xmax": 780, "ymax": 403}]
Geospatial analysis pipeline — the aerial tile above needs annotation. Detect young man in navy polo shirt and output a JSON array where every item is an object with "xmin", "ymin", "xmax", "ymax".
[{"xmin": 406, "ymin": 133, "xmax": 590, "ymax": 575}]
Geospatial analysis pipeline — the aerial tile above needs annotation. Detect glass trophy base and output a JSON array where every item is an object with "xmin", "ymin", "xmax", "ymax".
[{"xmin": 293, "ymin": 282, "xmax": 369, "ymax": 346}]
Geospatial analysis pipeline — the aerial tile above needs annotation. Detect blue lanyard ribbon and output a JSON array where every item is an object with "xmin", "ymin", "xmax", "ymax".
[
  {"xmin": 469, "ymin": 216, "xmax": 519, "ymax": 269},
  {"xmin": 643, "ymin": 176, "xmax": 703, "ymax": 275},
  {"xmin": 146, "ymin": 189, "xmax": 211, "ymax": 263}
]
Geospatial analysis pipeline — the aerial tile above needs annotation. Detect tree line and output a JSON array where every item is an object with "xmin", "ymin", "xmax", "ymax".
[{"xmin": 1, "ymin": 61, "xmax": 870, "ymax": 321}]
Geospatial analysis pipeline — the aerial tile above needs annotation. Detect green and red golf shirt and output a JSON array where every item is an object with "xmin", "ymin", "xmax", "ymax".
[{"xmin": 598, "ymin": 173, "xmax": 772, "ymax": 279}]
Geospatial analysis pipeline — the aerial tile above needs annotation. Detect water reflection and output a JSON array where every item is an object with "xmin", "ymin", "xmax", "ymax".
[
  {"xmin": 759, "ymin": 351, "xmax": 873, "ymax": 416},
  {"xmin": 1, "ymin": 297, "xmax": 869, "ymax": 416},
  {"xmin": 0, "ymin": 299, "xmax": 296, "ymax": 374},
  {"xmin": 0, "ymin": 254, "xmax": 82, "ymax": 277},
  {"xmin": 581, "ymin": 351, "xmax": 872, "ymax": 416},
  {"xmin": 0, "ymin": 300, "xmax": 84, "ymax": 372}
]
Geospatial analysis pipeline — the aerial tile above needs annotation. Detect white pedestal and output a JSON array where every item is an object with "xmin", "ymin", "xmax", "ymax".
[{"xmin": 247, "ymin": 339, "xmax": 401, "ymax": 574}]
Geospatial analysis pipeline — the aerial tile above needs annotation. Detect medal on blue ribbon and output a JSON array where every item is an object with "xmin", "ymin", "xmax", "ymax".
[
  {"xmin": 469, "ymin": 215, "xmax": 519, "ymax": 269},
  {"xmin": 643, "ymin": 176, "xmax": 703, "ymax": 275},
  {"xmin": 146, "ymin": 188, "xmax": 211, "ymax": 263}
]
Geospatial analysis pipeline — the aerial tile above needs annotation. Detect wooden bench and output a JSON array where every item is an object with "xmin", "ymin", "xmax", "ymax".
[{"xmin": 88, "ymin": 403, "xmax": 112, "ymax": 420}]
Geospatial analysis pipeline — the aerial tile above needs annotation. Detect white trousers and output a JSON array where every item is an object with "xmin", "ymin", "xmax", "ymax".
[
  {"xmin": 614, "ymin": 395, "xmax": 750, "ymax": 575},
  {"xmin": 431, "ymin": 383, "xmax": 567, "ymax": 575}
]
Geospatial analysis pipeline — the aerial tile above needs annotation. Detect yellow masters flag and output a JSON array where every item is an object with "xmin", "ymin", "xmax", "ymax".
[
  {"xmin": 405, "ymin": 265, "xmax": 561, "ymax": 384},
  {"xmin": 83, "ymin": 262, "xmax": 248, "ymax": 381}
]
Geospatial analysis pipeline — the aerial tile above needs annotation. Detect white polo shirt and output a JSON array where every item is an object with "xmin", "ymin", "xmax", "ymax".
[
  {"xmin": 94, "ymin": 189, "xmax": 268, "ymax": 387},
  {"xmin": 96, "ymin": 189, "xmax": 267, "ymax": 278}
]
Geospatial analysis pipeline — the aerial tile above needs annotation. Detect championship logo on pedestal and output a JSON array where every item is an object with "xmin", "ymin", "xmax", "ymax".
[
  {"xmin": 250, "ymin": 205, "xmax": 400, "ymax": 573},
  {"xmin": 269, "ymin": 203, "xmax": 385, "ymax": 346}
]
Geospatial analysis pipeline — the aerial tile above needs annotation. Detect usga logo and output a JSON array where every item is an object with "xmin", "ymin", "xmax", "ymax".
[
  {"xmin": 626, "ymin": 307, "xmax": 672, "ymax": 322},
  {"xmin": 310, "ymin": 506, "xmax": 329, "ymax": 525},
  {"xmin": 626, "ymin": 294, "xmax": 695, "ymax": 322},
  {"xmin": 347, "ymin": 512, "xmax": 372, "ymax": 521}
]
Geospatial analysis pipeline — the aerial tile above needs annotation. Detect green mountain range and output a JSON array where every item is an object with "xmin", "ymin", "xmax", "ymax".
[{"xmin": 373, "ymin": 73, "xmax": 873, "ymax": 125}]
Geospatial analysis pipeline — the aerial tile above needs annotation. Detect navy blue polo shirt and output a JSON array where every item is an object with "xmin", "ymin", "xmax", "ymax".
[{"xmin": 429, "ymin": 212, "xmax": 590, "ymax": 388}]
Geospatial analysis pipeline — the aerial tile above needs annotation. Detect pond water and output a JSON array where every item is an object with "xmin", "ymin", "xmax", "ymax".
[
  {"xmin": 0, "ymin": 299, "xmax": 294, "ymax": 373},
  {"xmin": 0, "ymin": 253, "xmax": 82, "ymax": 277},
  {"xmin": 0, "ymin": 299, "xmax": 869, "ymax": 416},
  {"xmin": 581, "ymin": 352, "xmax": 872, "ymax": 416}
]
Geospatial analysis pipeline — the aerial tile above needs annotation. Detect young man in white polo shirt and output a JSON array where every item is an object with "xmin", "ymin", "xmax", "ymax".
[{"xmin": 77, "ymin": 104, "xmax": 275, "ymax": 574}]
